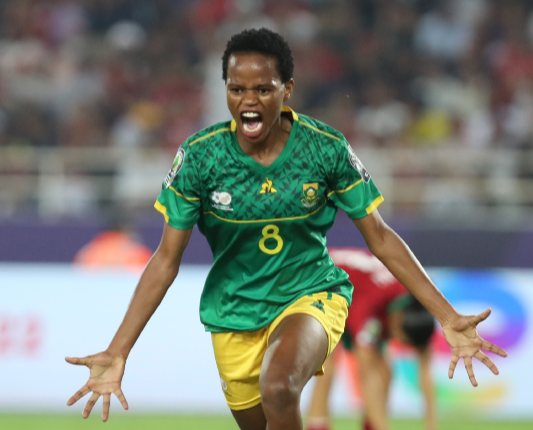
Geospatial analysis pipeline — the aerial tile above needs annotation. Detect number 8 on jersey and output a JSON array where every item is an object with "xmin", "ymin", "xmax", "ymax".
[{"xmin": 259, "ymin": 224, "xmax": 283, "ymax": 255}]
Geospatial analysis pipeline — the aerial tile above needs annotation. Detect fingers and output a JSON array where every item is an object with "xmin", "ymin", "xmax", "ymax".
[
  {"xmin": 448, "ymin": 354, "xmax": 459, "ymax": 379},
  {"xmin": 475, "ymin": 351, "xmax": 499, "ymax": 375},
  {"xmin": 102, "ymin": 394, "xmax": 111, "ymax": 422},
  {"xmin": 481, "ymin": 339, "xmax": 508, "ymax": 358},
  {"xmin": 65, "ymin": 356, "xmax": 91, "ymax": 366},
  {"xmin": 464, "ymin": 356, "xmax": 478, "ymax": 387},
  {"xmin": 114, "ymin": 388, "xmax": 129, "ymax": 410},
  {"xmin": 67, "ymin": 385, "xmax": 90, "ymax": 406},
  {"xmin": 83, "ymin": 392, "xmax": 100, "ymax": 419},
  {"xmin": 69, "ymin": 388, "xmax": 128, "ymax": 420},
  {"xmin": 471, "ymin": 308, "xmax": 492, "ymax": 326},
  {"xmin": 94, "ymin": 391, "xmax": 129, "ymax": 421}
]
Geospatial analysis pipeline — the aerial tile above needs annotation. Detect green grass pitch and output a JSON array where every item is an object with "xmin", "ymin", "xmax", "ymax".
[{"xmin": 1, "ymin": 414, "xmax": 531, "ymax": 430}]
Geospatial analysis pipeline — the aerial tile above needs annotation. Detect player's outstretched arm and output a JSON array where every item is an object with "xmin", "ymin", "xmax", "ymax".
[
  {"xmin": 66, "ymin": 224, "xmax": 193, "ymax": 420},
  {"xmin": 353, "ymin": 211, "xmax": 507, "ymax": 385}
]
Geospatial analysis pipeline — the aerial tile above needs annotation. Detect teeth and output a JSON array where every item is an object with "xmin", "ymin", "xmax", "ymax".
[{"xmin": 242, "ymin": 112, "xmax": 260, "ymax": 118}]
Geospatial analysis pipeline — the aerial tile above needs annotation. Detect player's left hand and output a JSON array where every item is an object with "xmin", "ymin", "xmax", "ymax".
[{"xmin": 442, "ymin": 308, "xmax": 507, "ymax": 387}]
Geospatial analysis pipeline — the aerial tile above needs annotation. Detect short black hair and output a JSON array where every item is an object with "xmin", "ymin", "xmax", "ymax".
[
  {"xmin": 222, "ymin": 28, "xmax": 294, "ymax": 83},
  {"xmin": 402, "ymin": 298, "xmax": 435, "ymax": 348}
]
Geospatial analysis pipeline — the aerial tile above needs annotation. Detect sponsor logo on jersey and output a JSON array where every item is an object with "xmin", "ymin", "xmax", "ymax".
[
  {"xmin": 164, "ymin": 147, "xmax": 186, "ymax": 188},
  {"xmin": 211, "ymin": 191, "xmax": 233, "ymax": 211},
  {"xmin": 260, "ymin": 177, "xmax": 277, "ymax": 194},
  {"xmin": 301, "ymin": 183, "xmax": 319, "ymax": 208},
  {"xmin": 347, "ymin": 145, "xmax": 371, "ymax": 183}
]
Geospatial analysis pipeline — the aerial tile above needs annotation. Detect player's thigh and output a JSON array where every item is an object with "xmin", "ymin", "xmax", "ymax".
[
  {"xmin": 261, "ymin": 292, "xmax": 349, "ymax": 389},
  {"xmin": 261, "ymin": 313, "xmax": 327, "ymax": 394},
  {"xmin": 354, "ymin": 344, "xmax": 389, "ymax": 387},
  {"xmin": 378, "ymin": 352, "xmax": 392, "ymax": 390}
]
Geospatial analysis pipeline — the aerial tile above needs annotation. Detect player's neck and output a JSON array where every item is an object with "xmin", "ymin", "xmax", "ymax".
[{"xmin": 237, "ymin": 115, "xmax": 292, "ymax": 167}]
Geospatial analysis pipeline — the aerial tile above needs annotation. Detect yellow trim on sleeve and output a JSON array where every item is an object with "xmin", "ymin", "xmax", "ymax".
[
  {"xmin": 154, "ymin": 200, "xmax": 169, "ymax": 223},
  {"xmin": 327, "ymin": 179, "xmax": 363, "ymax": 198},
  {"xmin": 366, "ymin": 195, "xmax": 384, "ymax": 214},
  {"xmin": 189, "ymin": 128, "xmax": 230, "ymax": 146},
  {"xmin": 169, "ymin": 186, "xmax": 200, "ymax": 201},
  {"xmin": 204, "ymin": 202, "xmax": 327, "ymax": 224},
  {"xmin": 300, "ymin": 122, "xmax": 341, "ymax": 141}
]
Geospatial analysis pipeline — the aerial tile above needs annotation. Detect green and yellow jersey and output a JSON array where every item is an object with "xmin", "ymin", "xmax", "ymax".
[{"xmin": 155, "ymin": 107, "xmax": 383, "ymax": 332}]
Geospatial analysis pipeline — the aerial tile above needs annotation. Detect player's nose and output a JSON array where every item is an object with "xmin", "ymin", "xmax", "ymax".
[{"xmin": 242, "ymin": 89, "xmax": 258, "ymax": 104}]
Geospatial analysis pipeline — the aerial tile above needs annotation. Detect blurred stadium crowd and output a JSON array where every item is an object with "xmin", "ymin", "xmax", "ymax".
[{"xmin": 0, "ymin": 0, "xmax": 532, "ymax": 223}]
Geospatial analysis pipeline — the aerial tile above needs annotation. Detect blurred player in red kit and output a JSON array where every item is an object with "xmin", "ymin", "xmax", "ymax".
[{"xmin": 306, "ymin": 247, "xmax": 437, "ymax": 430}]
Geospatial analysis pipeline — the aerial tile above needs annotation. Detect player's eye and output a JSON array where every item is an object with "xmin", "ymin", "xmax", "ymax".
[
  {"xmin": 230, "ymin": 87, "xmax": 243, "ymax": 94},
  {"xmin": 258, "ymin": 88, "xmax": 270, "ymax": 95}
]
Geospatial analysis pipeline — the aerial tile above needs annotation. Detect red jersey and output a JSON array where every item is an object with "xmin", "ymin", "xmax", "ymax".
[{"xmin": 329, "ymin": 247, "xmax": 408, "ymax": 346}]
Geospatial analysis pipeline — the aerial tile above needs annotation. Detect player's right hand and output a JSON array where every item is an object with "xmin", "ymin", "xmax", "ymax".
[{"xmin": 65, "ymin": 351, "xmax": 129, "ymax": 421}]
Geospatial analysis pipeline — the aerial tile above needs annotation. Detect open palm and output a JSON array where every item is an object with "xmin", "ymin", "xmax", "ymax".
[
  {"xmin": 442, "ymin": 308, "xmax": 507, "ymax": 387},
  {"xmin": 66, "ymin": 351, "xmax": 129, "ymax": 421}
]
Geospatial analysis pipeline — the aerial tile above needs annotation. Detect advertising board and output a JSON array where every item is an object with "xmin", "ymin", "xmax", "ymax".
[{"xmin": 0, "ymin": 265, "xmax": 531, "ymax": 418}]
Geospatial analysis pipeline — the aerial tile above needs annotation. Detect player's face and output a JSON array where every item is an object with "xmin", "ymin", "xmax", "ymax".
[{"xmin": 226, "ymin": 53, "xmax": 294, "ymax": 144}]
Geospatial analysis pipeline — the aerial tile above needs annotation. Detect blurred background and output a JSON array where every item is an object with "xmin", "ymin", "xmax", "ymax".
[{"xmin": 0, "ymin": 0, "xmax": 532, "ymax": 428}]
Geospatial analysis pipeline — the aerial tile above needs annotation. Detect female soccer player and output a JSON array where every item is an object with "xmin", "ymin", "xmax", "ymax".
[{"xmin": 66, "ymin": 28, "xmax": 506, "ymax": 430}]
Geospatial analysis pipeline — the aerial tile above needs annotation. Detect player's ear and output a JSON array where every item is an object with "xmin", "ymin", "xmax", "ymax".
[{"xmin": 283, "ymin": 79, "xmax": 294, "ymax": 101}]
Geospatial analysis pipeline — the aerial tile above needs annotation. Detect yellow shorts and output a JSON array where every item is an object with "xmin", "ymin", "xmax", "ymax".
[{"xmin": 211, "ymin": 291, "xmax": 348, "ymax": 411}]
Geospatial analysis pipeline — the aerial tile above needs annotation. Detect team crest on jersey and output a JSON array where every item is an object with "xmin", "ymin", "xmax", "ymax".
[
  {"xmin": 301, "ymin": 183, "xmax": 319, "ymax": 208},
  {"xmin": 347, "ymin": 145, "xmax": 371, "ymax": 183},
  {"xmin": 211, "ymin": 191, "xmax": 233, "ymax": 211},
  {"xmin": 260, "ymin": 177, "xmax": 277, "ymax": 194},
  {"xmin": 164, "ymin": 147, "xmax": 186, "ymax": 188}
]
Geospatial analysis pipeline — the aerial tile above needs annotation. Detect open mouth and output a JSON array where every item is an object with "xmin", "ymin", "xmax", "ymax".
[{"xmin": 241, "ymin": 111, "xmax": 264, "ymax": 138}]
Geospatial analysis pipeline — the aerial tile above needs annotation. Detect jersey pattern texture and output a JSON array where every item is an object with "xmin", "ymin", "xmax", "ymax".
[{"xmin": 155, "ymin": 107, "xmax": 384, "ymax": 332}]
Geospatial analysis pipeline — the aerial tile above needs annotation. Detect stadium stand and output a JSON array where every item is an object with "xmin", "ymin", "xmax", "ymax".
[{"xmin": 0, "ymin": 0, "xmax": 532, "ymax": 264}]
